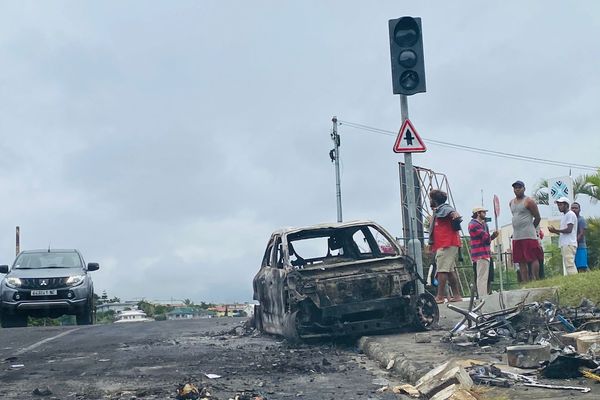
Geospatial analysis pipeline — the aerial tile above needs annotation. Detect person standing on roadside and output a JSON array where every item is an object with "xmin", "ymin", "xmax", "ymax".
[
  {"xmin": 428, "ymin": 189, "xmax": 463, "ymax": 304},
  {"xmin": 509, "ymin": 180, "xmax": 542, "ymax": 282},
  {"xmin": 570, "ymin": 201, "xmax": 589, "ymax": 272},
  {"xmin": 468, "ymin": 207, "xmax": 499, "ymax": 299},
  {"xmin": 548, "ymin": 197, "xmax": 578, "ymax": 275}
]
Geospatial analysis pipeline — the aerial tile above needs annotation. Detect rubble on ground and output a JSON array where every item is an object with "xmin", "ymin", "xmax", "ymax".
[{"xmin": 416, "ymin": 296, "xmax": 600, "ymax": 397}]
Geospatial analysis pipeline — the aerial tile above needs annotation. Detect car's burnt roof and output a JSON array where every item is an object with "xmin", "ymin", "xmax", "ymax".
[{"xmin": 272, "ymin": 220, "xmax": 384, "ymax": 236}]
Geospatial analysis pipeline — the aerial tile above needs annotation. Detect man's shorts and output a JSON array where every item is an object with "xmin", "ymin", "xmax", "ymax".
[
  {"xmin": 575, "ymin": 247, "xmax": 589, "ymax": 269},
  {"xmin": 512, "ymin": 239, "xmax": 543, "ymax": 263},
  {"xmin": 435, "ymin": 246, "xmax": 458, "ymax": 273}
]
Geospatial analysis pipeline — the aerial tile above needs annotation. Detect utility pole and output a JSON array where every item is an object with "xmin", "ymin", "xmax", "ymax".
[
  {"xmin": 15, "ymin": 226, "xmax": 20, "ymax": 256},
  {"xmin": 330, "ymin": 116, "xmax": 343, "ymax": 222}
]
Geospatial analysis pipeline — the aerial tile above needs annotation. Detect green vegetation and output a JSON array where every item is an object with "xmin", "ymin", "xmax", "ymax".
[
  {"xmin": 523, "ymin": 269, "xmax": 600, "ymax": 306},
  {"xmin": 587, "ymin": 217, "xmax": 600, "ymax": 268}
]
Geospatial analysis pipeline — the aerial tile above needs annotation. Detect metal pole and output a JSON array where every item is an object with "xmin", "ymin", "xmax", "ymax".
[
  {"xmin": 331, "ymin": 116, "xmax": 343, "ymax": 222},
  {"xmin": 16, "ymin": 226, "xmax": 20, "ymax": 256},
  {"xmin": 400, "ymin": 96, "xmax": 424, "ymax": 294},
  {"xmin": 493, "ymin": 211, "xmax": 505, "ymax": 309}
]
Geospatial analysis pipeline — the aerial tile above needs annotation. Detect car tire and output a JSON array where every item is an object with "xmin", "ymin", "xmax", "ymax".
[
  {"xmin": 411, "ymin": 292, "xmax": 439, "ymax": 331},
  {"xmin": 76, "ymin": 301, "xmax": 94, "ymax": 325},
  {"xmin": 1, "ymin": 313, "xmax": 28, "ymax": 328}
]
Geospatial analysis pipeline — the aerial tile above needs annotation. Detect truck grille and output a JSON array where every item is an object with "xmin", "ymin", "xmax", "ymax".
[{"xmin": 20, "ymin": 278, "xmax": 68, "ymax": 289}]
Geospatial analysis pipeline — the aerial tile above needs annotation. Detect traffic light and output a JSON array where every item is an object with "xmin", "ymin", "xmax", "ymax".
[{"xmin": 388, "ymin": 17, "xmax": 426, "ymax": 96}]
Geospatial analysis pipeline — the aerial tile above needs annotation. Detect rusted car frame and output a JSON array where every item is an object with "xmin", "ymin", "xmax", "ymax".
[{"xmin": 252, "ymin": 220, "xmax": 438, "ymax": 340}]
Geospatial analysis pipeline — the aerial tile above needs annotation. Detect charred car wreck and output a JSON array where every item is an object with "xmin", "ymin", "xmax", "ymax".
[{"xmin": 252, "ymin": 220, "xmax": 438, "ymax": 340}]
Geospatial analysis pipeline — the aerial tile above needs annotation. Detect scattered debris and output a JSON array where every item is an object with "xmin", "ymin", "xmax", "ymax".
[
  {"xmin": 506, "ymin": 344, "xmax": 551, "ymax": 368},
  {"xmin": 415, "ymin": 360, "xmax": 473, "ymax": 398},
  {"xmin": 230, "ymin": 392, "xmax": 266, "ymax": 400},
  {"xmin": 542, "ymin": 353, "xmax": 598, "ymax": 378},
  {"xmin": 176, "ymin": 383, "xmax": 202, "ymax": 400},
  {"xmin": 436, "ymin": 296, "xmax": 600, "ymax": 395},
  {"xmin": 523, "ymin": 382, "xmax": 591, "ymax": 393},
  {"xmin": 32, "ymin": 386, "xmax": 53, "ymax": 396},
  {"xmin": 415, "ymin": 332, "xmax": 432, "ymax": 343},
  {"xmin": 391, "ymin": 383, "xmax": 420, "ymax": 397}
]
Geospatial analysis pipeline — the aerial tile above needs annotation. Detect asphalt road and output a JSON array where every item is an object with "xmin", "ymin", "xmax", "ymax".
[{"xmin": 0, "ymin": 318, "xmax": 404, "ymax": 400}]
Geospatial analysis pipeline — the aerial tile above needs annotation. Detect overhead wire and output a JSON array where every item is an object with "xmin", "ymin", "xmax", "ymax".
[{"xmin": 338, "ymin": 120, "xmax": 599, "ymax": 172}]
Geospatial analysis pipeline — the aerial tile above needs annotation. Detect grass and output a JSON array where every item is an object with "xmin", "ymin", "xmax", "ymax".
[{"xmin": 523, "ymin": 268, "xmax": 600, "ymax": 307}]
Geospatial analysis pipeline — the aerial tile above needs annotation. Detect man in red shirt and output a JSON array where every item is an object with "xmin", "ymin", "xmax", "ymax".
[{"xmin": 428, "ymin": 189, "xmax": 463, "ymax": 304}]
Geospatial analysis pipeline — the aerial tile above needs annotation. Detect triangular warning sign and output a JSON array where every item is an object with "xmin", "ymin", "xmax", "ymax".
[{"xmin": 393, "ymin": 119, "xmax": 426, "ymax": 153}]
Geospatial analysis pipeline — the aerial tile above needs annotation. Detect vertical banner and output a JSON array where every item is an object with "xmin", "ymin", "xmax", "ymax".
[{"xmin": 547, "ymin": 176, "xmax": 573, "ymax": 216}]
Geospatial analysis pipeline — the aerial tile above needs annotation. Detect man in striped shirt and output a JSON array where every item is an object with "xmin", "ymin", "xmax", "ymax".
[{"xmin": 468, "ymin": 207, "xmax": 498, "ymax": 299}]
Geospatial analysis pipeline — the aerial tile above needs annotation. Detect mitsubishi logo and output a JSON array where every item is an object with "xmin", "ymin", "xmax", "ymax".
[{"xmin": 40, "ymin": 279, "xmax": 48, "ymax": 286}]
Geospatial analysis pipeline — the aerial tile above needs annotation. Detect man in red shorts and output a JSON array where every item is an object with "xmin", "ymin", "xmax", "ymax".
[{"xmin": 509, "ymin": 180, "xmax": 542, "ymax": 282}]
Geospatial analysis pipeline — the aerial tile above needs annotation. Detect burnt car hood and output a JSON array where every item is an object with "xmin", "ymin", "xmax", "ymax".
[
  {"xmin": 294, "ymin": 256, "xmax": 410, "ymax": 278},
  {"xmin": 5, "ymin": 267, "xmax": 84, "ymax": 279}
]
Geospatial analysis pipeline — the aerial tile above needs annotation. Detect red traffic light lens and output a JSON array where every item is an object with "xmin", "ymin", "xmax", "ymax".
[{"xmin": 393, "ymin": 17, "xmax": 419, "ymax": 47}]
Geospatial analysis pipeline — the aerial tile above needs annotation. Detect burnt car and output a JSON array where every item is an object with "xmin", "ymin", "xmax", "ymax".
[
  {"xmin": 0, "ymin": 249, "xmax": 99, "ymax": 328},
  {"xmin": 252, "ymin": 220, "xmax": 438, "ymax": 340}
]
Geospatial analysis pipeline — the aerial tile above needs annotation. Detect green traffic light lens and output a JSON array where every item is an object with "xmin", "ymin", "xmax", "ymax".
[
  {"xmin": 398, "ymin": 50, "xmax": 417, "ymax": 68},
  {"xmin": 399, "ymin": 71, "xmax": 419, "ymax": 90},
  {"xmin": 393, "ymin": 17, "xmax": 419, "ymax": 47}
]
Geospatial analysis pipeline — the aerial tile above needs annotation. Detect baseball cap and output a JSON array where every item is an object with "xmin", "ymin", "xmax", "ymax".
[
  {"xmin": 555, "ymin": 197, "xmax": 570, "ymax": 205},
  {"xmin": 472, "ymin": 207, "xmax": 488, "ymax": 214},
  {"xmin": 512, "ymin": 180, "xmax": 525, "ymax": 188}
]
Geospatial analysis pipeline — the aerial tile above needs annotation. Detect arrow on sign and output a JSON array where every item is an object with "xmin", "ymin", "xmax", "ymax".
[{"xmin": 393, "ymin": 119, "xmax": 426, "ymax": 153}]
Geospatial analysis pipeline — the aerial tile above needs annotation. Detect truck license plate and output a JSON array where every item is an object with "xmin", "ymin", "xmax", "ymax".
[{"xmin": 31, "ymin": 290, "xmax": 57, "ymax": 296}]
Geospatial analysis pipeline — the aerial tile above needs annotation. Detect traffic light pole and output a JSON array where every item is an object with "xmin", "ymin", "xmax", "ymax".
[{"xmin": 400, "ymin": 95, "xmax": 424, "ymax": 294}]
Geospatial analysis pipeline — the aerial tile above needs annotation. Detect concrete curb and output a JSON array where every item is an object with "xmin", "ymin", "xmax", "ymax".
[{"xmin": 358, "ymin": 333, "xmax": 441, "ymax": 384}]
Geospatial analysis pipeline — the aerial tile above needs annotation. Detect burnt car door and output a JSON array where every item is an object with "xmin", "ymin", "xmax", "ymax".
[{"xmin": 254, "ymin": 235, "xmax": 289, "ymax": 335}]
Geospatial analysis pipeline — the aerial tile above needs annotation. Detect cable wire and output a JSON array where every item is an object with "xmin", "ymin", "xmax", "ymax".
[{"xmin": 338, "ymin": 120, "xmax": 599, "ymax": 172}]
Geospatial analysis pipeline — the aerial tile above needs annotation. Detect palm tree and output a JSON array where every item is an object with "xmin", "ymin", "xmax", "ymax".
[
  {"xmin": 532, "ymin": 175, "xmax": 589, "ymax": 205},
  {"xmin": 582, "ymin": 169, "xmax": 600, "ymax": 203}
]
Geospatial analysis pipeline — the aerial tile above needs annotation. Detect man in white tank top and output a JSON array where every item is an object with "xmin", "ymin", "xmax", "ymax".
[{"xmin": 509, "ymin": 180, "xmax": 542, "ymax": 282}]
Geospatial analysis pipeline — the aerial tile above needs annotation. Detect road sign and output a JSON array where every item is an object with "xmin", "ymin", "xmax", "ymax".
[
  {"xmin": 393, "ymin": 119, "xmax": 426, "ymax": 153},
  {"xmin": 493, "ymin": 194, "xmax": 500, "ymax": 217}
]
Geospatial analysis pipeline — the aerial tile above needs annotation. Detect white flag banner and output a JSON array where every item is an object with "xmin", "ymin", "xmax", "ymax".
[{"xmin": 547, "ymin": 176, "xmax": 573, "ymax": 216}]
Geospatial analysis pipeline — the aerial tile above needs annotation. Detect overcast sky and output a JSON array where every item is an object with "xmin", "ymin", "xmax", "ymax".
[{"xmin": 1, "ymin": 1, "xmax": 599, "ymax": 303}]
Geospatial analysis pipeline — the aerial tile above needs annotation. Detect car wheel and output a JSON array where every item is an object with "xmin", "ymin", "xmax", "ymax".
[
  {"xmin": 412, "ymin": 292, "xmax": 439, "ymax": 331},
  {"xmin": 1, "ymin": 314, "xmax": 28, "ymax": 328},
  {"xmin": 76, "ymin": 301, "xmax": 94, "ymax": 325}
]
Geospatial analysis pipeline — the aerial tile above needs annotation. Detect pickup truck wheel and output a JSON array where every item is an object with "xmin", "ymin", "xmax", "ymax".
[
  {"xmin": 1, "ymin": 314, "xmax": 28, "ymax": 328},
  {"xmin": 412, "ymin": 292, "xmax": 439, "ymax": 331},
  {"xmin": 76, "ymin": 301, "xmax": 94, "ymax": 325}
]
